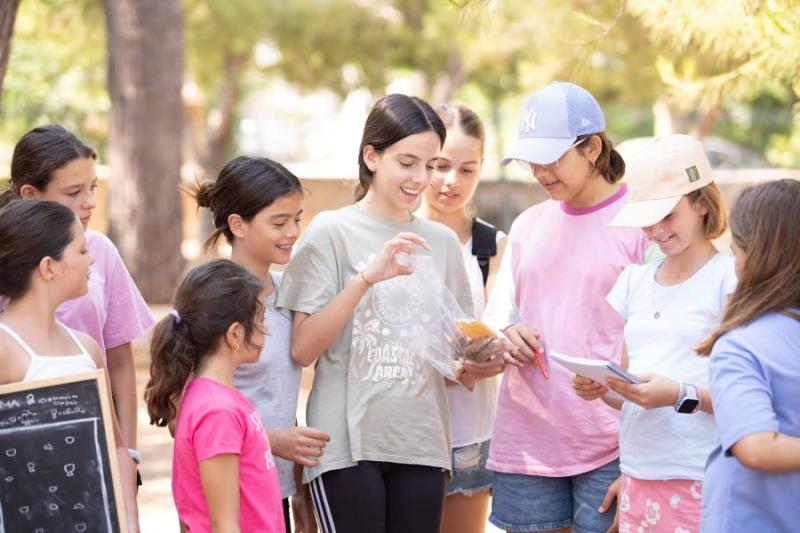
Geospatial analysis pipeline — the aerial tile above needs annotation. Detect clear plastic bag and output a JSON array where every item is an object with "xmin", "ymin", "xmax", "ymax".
[{"xmin": 373, "ymin": 254, "xmax": 503, "ymax": 380}]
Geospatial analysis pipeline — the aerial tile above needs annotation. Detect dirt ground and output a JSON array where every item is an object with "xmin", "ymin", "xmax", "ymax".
[{"xmin": 133, "ymin": 307, "xmax": 500, "ymax": 532}]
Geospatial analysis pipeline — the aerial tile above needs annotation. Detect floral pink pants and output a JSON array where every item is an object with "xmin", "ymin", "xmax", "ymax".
[{"xmin": 618, "ymin": 473, "xmax": 703, "ymax": 533}]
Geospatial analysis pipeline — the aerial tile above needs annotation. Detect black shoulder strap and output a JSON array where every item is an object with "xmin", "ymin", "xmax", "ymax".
[{"xmin": 471, "ymin": 217, "xmax": 498, "ymax": 287}]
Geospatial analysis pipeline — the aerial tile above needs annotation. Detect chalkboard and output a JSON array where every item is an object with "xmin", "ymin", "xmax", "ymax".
[{"xmin": 0, "ymin": 371, "xmax": 127, "ymax": 533}]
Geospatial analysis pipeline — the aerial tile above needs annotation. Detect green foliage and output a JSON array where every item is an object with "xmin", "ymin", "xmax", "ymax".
[
  {"xmin": 628, "ymin": 0, "xmax": 800, "ymax": 163},
  {"xmin": 1, "ymin": 0, "xmax": 107, "ymax": 153},
  {"xmin": 261, "ymin": 0, "xmax": 400, "ymax": 95}
]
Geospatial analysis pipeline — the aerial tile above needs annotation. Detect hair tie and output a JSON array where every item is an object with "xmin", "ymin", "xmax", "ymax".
[{"xmin": 168, "ymin": 309, "xmax": 182, "ymax": 324}]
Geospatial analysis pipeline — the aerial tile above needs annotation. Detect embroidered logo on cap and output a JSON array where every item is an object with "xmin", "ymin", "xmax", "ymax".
[
  {"xmin": 685, "ymin": 165, "xmax": 700, "ymax": 183},
  {"xmin": 520, "ymin": 109, "xmax": 537, "ymax": 134},
  {"xmin": 581, "ymin": 118, "xmax": 591, "ymax": 127}
]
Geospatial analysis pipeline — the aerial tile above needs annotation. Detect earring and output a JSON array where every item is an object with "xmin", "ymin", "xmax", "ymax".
[{"xmin": 233, "ymin": 343, "xmax": 240, "ymax": 355}]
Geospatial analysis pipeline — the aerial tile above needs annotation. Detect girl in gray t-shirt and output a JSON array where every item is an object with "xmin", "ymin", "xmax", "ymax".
[
  {"xmin": 191, "ymin": 155, "xmax": 329, "ymax": 533},
  {"xmin": 279, "ymin": 94, "xmax": 501, "ymax": 533}
]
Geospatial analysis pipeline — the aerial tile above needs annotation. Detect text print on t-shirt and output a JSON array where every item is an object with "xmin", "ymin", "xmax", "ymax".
[
  {"xmin": 350, "ymin": 255, "xmax": 440, "ymax": 385},
  {"xmin": 247, "ymin": 410, "xmax": 276, "ymax": 471}
]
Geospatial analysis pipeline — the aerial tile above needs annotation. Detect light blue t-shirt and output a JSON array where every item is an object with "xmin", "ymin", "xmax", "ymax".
[{"xmin": 701, "ymin": 310, "xmax": 800, "ymax": 532}]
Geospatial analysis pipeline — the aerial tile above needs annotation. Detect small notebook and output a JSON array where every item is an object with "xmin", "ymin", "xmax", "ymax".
[{"xmin": 548, "ymin": 350, "xmax": 644, "ymax": 402}]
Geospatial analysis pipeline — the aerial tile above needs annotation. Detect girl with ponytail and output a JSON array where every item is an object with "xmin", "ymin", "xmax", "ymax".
[
  {"xmin": 190, "ymin": 155, "xmax": 328, "ymax": 532},
  {"xmin": 145, "ymin": 259, "xmax": 284, "ymax": 532}
]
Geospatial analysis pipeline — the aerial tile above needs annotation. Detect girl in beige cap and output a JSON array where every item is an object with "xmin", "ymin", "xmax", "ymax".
[{"xmin": 572, "ymin": 134, "xmax": 736, "ymax": 532}]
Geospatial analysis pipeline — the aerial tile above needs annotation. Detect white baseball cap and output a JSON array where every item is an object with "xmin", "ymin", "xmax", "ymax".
[
  {"xmin": 609, "ymin": 134, "xmax": 713, "ymax": 228},
  {"xmin": 501, "ymin": 81, "xmax": 606, "ymax": 166}
]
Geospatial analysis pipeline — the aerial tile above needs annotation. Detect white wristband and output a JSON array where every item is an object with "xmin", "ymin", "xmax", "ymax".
[{"xmin": 128, "ymin": 448, "xmax": 142, "ymax": 464}]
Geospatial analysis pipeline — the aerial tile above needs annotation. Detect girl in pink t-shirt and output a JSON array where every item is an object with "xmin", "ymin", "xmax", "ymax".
[
  {"xmin": 1, "ymin": 125, "xmax": 154, "ymax": 461},
  {"xmin": 484, "ymin": 82, "xmax": 648, "ymax": 533},
  {"xmin": 145, "ymin": 259, "xmax": 284, "ymax": 532}
]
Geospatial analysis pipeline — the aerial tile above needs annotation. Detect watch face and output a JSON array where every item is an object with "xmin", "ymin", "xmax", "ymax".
[{"xmin": 677, "ymin": 398, "xmax": 700, "ymax": 414}]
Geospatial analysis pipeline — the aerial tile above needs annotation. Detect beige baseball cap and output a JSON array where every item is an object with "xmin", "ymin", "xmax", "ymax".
[{"xmin": 609, "ymin": 134, "xmax": 713, "ymax": 228}]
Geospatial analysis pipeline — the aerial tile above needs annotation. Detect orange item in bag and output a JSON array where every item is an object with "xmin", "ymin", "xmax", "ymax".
[{"xmin": 457, "ymin": 320, "xmax": 496, "ymax": 340}]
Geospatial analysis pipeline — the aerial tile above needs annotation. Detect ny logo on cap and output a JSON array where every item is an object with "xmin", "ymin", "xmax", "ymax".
[
  {"xmin": 520, "ymin": 109, "xmax": 536, "ymax": 134},
  {"xmin": 685, "ymin": 165, "xmax": 700, "ymax": 183}
]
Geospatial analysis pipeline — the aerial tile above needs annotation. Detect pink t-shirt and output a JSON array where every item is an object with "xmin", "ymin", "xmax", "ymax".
[
  {"xmin": 56, "ymin": 229, "xmax": 154, "ymax": 357},
  {"xmin": 173, "ymin": 378, "xmax": 284, "ymax": 533},
  {"xmin": 485, "ymin": 186, "xmax": 649, "ymax": 477}
]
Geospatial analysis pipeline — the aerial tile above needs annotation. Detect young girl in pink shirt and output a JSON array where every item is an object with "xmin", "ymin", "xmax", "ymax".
[
  {"xmin": 484, "ymin": 82, "xmax": 649, "ymax": 533},
  {"xmin": 145, "ymin": 259, "xmax": 284, "ymax": 532}
]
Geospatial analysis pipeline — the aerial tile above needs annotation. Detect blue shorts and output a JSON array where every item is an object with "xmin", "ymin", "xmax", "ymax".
[
  {"xmin": 446, "ymin": 440, "xmax": 493, "ymax": 496},
  {"xmin": 490, "ymin": 459, "xmax": 620, "ymax": 533}
]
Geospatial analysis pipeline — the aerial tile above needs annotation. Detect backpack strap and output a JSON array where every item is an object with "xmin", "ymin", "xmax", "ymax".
[{"xmin": 471, "ymin": 218, "xmax": 498, "ymax": 287}]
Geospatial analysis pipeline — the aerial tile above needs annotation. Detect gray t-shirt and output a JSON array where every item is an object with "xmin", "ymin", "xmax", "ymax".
[
  {"xmin": 278, "ymin": 204, "xmax": 473, "ymax": 483},
  {"xmin": 234, "ymin": 272, "xmax": 302, "ymax": 498}
]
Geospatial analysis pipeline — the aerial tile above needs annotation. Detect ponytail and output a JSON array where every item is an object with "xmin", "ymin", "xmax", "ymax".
[
  {"xmin": 144, "ymin": 316, "xmax": 197, "ymax": 426},
  {"xmin": 186, "ymin": 156, "xmax": 303, "ymax": 252},
  {"xmin": 577, "ymin": 132, "xmax": 625, "ymax": 184},
  {"xmin": 144, "ymin": 259, "xmax": 264, "ymax": 426}
]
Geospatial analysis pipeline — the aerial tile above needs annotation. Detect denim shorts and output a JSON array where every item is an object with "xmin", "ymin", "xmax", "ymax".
[
  {"xmin": 446, "ymin": 439, "xmax": 493, "ymax": 496},
  {"xmin": 489, "ymin": 458, "xmax": 620, "ymax": 533}
]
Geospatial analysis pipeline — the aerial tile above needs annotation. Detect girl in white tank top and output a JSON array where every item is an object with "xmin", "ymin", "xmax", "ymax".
[
  {"xmin": 0, "ymin": 199, "xmax": 141, "ymax": 532},
  {"xmin": 0, "ymin": 321, "xmax": 96, "ymax": 382}
]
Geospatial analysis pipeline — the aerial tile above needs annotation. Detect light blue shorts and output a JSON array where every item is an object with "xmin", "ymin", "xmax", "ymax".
[
  {"xmin": 489, "ymin": 459, "xmax": 620, "ymax": 533},
  {"xmin": 446, "ymin": 439, "xmax": 493, "ymax": 496}
]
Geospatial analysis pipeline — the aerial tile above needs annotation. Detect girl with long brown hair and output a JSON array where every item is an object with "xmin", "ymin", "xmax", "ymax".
[
  {"xmin": 698, "ymin": 178, "xmax": 800, "ymax": 532},
  {"xmin": 145, "ymin": 259, "xmax": 284, "ymax": 532}
]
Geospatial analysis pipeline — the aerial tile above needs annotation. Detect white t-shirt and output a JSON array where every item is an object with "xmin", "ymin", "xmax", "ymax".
[
  {"xmin": 447, "ymin": 234, "xmax": 504, "ymax": 447},
  {"xmin": 606, "ymin": 252, "xmax": 737, "ymax": 480}
]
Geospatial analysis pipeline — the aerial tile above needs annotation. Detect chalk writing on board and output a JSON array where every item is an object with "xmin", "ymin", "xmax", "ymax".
[{"xmin": 0, "ymin": 374, "xmax": 122, "ymax": 532}]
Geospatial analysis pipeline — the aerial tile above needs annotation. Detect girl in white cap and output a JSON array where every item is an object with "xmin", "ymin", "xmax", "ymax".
[
  {"xmin": 484, "ymin": 81, "xmax": 649, "ymax": 533},
  {"xmin": 572, "ymin": 134, "xmax": 736, "ymax": 533}
]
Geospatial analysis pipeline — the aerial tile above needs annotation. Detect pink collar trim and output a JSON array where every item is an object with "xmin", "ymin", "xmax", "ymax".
[{"xmin": 560, "ymin": 184, "xmax": 628, "ymax": 215}]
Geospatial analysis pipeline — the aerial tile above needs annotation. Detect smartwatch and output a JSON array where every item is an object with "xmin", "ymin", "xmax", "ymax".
[{"xmin": 674, "ymin": 382, "xmax": 700, "ymax": 414}]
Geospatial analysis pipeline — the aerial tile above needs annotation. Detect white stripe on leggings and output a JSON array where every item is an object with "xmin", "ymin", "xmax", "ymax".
[{"xmin": 310, "ymin": 477, "xmax": 337, "ymax": 533}]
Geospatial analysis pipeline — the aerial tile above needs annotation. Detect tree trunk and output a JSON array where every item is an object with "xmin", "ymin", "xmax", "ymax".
[
  {"xmin": 431, "ymin": 52, "xmax": 466, "ymax": 105},
  {"xmin": 0, "ymin": 0, "xmax": 21, "ymax": 98},
  {"xmin": 201, "ymin": 52, "xmax": 246, "ymax": 185},
  {"xmin": 102, "ymin": 0, "xmax": 184, "ymax": 303},
  {"xmin": 183, "ymin": 52, "xmax": 246, "ymax": 241},
  {"xmin": 690, "ymin": 104, "xmax": 719, "ymax": 140}
]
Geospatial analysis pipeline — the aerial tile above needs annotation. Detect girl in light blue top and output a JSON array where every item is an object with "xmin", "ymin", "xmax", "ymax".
[{"xmin": 697, "ymin": 179, "xmax": 800, "ymax": 532}]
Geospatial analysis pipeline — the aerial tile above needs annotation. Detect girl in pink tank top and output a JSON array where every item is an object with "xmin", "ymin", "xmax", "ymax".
[{"xmin": 0, "ymin": 199, "xmax": 140, "ymax": 531}]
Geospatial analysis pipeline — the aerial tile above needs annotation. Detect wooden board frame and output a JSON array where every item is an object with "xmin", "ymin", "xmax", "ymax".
[{"xmin": 0, "ymin": 370, "xmax": 128, "ymax": 532}]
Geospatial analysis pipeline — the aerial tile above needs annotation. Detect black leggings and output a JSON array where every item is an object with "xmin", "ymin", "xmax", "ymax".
[
  {"xmin": 309, "ymin": 461, "xmax": 446, "ymax": 533},
  {"xmin": 282, "ymin": 497, "xmax": 291, "ymax": 532}
]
